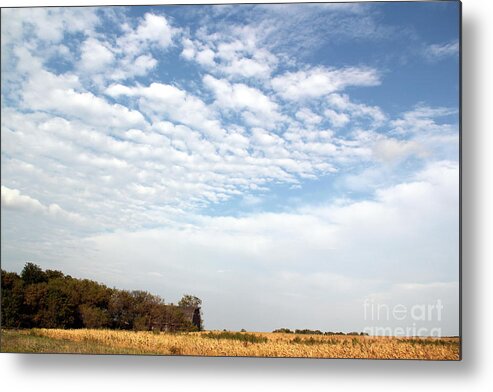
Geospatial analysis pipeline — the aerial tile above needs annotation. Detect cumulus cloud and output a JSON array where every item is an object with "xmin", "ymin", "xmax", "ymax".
[
  {"xmin": 181, "ymin": 25, "xmax": 278, "ymax": 79},
  {"xmin": 118, "ymin": 12, "xmax": 178, "ymax": 52},
  {"xmin": 1, "ymin": 7, "xmax": 100, "ymax": 46},
  {"xmin": 79, "ymin": 38, "xmax": 115, "ymax": 72},
  {"xmin": 295, "ymin": 108, "xmax": 323, "ymax": 125},
  {"xmin": 324, "ymin": 109, "xmax": 350, "ymax": 128},
  {"xmin": 1, "ymin": 186, "xmax": 84, "ymax": 223},
  {"xmin": 106, "ymin": 81, "xmax": 225, "ymax": 139},
  {"xmin": 272, "ymin": 66, "xmax": 380, "ymax": 100},
  {"xmin": 1, "ymin": 186, "xmax": 46, "ymax": 213},
  {"xmin": 203, "ymin": 74, "xmax": 283, "ymax": 127},
  {"xmin": 325, "ymin": 93, "xmax": 387, "ymax": 128},
  {"xmin": 65, "ymin": 12, "xmax": 178, "ymax": 82},
  {"xmin": 20, "ymin": 67, "xmax": 147, "ymax": 129}
]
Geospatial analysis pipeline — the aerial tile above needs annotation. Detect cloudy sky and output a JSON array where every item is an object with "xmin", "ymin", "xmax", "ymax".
[{"xmin": 1, "ymin": 2, "xmax": 460, "ymax": 334}]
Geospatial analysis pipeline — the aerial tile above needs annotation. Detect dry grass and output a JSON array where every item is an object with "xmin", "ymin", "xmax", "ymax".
[{"xmin": 1, "ymin": 329, "xmax": 460, "ymax": 360}]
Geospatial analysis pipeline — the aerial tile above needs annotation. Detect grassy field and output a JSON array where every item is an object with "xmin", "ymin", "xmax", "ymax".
[{"xmin": 1, "ymin": 329, "xmax": 460, "ymax": 360}]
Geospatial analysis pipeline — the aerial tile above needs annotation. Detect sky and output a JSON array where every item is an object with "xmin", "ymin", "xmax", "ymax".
[{"xmin": 0, "ymin": 1, "xmax": 460, "ymax": 335}]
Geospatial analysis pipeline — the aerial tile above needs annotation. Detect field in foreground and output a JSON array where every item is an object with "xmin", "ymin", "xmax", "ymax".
[{"xmin": 1, "ymin": 329, "xmax": 460, "ymax": 360}]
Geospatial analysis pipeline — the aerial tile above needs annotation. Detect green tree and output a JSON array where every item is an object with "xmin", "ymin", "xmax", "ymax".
[
  {"xmin": 23, "ymin": 282, "xmax": 48, "ymax": 327},
  {"xmin": 79, "ymin": 304, "xmax": 109, "ymax": 328},
  {"xmin": 1, "ymin": 270, "xmax": 26, "ymax": 328},
  {"xmin": 178, "ymin": 294, "xmax": 202, "ymax": 308},
  {"xmin": 2, "ymin": 265, "xmax": 204, "ymax": 332},
  {"xmin": 21, "ymin": 262, "xmax": 47, "ymax": 285},
  {"xmin": 108, "ymin": 290, "xmax": 136, "ymax": 329}
]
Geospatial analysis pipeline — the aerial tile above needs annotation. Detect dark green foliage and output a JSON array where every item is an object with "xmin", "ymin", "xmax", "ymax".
[
  {"xmin": 177, "ymin": 294, "xmax": 203, "ymax": 331},
  {"xmin": 294, "ymin": 329, "xmax": 323, "ymax": 335},
  {"xmin": 273, "ymin": 328, "xmax": 293, "ymax": 333},
  {"xmin": 291, "ymin": 336, "xmax": 338, "ymax": 345},
  {"xmin": 44, "ymin": 270, "xmax": 65, "ymax": 280},
  {"xmin": 274, "ymin": 328, "xmax": 368, "ymax": 336},
  {"xmin": 79, "ymin": 304, "xmax": 109, "ymax": 329},
  {"xmin": 178, "ymin": 294, "xmax": 202, "ymax": 308},
  {"xmin": 1, "ymin": 263, "xmax": 202, "ymax": 332},
  {"xmin": 108, "ymin": 290, "xmax": 136, "ymax": 329},
  {"xmin": 1, "ymin": 271, "xmax": 27, "ymax": 328},
  {"xmin": 202, "ymin": 331, "xmax": 268, "ymax": 344},
  {"xmin": 21, "ymin": 263, "xmax": 47, "ymax": 285}
]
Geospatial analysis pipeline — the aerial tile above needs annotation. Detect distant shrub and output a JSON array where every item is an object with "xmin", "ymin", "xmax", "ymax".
[
  {"xmin": 294, "ymin": 329, "xmax": 323, "ymax": 335},
  {"xmin": 272, "ymin": 328, "xmax": 293, "ymax": 334},
  {"xmin": 291, "ymin": 336, "xmax": 338, "ymax": 345},
  {"xmin": 202, "ymin": 331, "xmax": 267, "ymax": 344}
]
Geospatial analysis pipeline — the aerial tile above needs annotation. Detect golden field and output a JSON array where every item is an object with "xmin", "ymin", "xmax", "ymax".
[{"xmin": 1, "ymin": 329, "xmax": 460, "ymax": 360}]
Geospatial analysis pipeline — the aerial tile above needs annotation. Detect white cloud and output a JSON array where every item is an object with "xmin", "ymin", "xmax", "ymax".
[
  {"xmin": 21, "ymin": 67, "xmax": 146, "ymax": 129},
  {"xmin": 424, "ymin": 40, "xmax": 459, "ymax": 61},
  {"xmin": 326, "ymin": 93, "xmax": 386, "ymax": 127},
  {"xmin": 118, "ymin": 13, "xmax": 177, "ymax": 51},
  {"xmin": 272, "ymin": 66, "xmax": 380, "ymax": 100},
  {"xmin": 372, "ymin": 138, "xmax": 425, "ymax": 163},
  {"xmin": 195, "ymin": 48, "xmax": 216, "ymax": 66},
  {"xmin": 180, "ymin": 38, "xmax": 196, "ymax": 60},
  {"xmin": 107, "ymin": 81, "xmax": 225, "ymax": 139},
  {"xmin": 295, "ymin": 108, "xmax": 323, "ymax": 125},
  {"xmin": 132, "ymin": 54, "xmax": 158, "ymax": 76},
  {"xmin": 391, "ymin": 105, "xmax": 457, "ymax": 135},
  {"xmin": 324, "ymin": 109, "xmax": 350, "ymax": 128},
  {"xmin": 181, "ymin": 26, "xmax": 278, "ymax": 79},
  {"xmin": 79, "ymin": 38, "xmax": 115, "ymax": 72},
  {"xmin": 219, "ymin": 51, "xmax": 275, "ymax": 79},
  {"xmin": 250, "ymin": 127, "xmax": 283, "ymax": 147},
  {"xmin": 203, "ymin": 74, "xmax": 283, "ymax": 127},
  {"xmin": 1, "ymin": 7, "xmax": 100, "ymax": 46},
  {"xmin": 1, "ymin": 186, "xmax": 45, "ymax": 213},
  {"xmin": 1, "ymin": 100, "xmax": 364, "ymax": 233},
  {"xmin": 1, "ymin": 186, "xmax": 83, "ymax": 223},
  {"xmin": 74, "ymin": 12, "xmax": 179, "ymax": 82}
]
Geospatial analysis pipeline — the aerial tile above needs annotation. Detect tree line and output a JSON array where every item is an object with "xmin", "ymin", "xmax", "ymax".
[
  {"xmin": 272, "ymin": 328, "xmax": 369, "ymax": 336},
  {"xmin": 1, "ymin": 263, "xmax": 202, "ymax": 331}
]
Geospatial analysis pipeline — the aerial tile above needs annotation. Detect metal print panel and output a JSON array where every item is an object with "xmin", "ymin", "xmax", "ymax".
[{"xmin": 0, "ymin": 1, "xmax": 461, "ymax": 360}]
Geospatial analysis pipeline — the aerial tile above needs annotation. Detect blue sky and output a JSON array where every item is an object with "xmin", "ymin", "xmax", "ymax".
[{"xmin": 1, "ymin": 2, "xmax": 459, "ymax": 335}]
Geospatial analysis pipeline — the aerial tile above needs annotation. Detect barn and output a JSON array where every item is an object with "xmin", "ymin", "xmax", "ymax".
[{"xmin": 179, "ymin": 306, "xmax": 202, "ymax": 331}]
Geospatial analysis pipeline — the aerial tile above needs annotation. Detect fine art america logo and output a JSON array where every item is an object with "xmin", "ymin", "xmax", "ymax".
[{"xmin": 363, "ymin": 298, "xmax": 444, "ymax": 337}]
